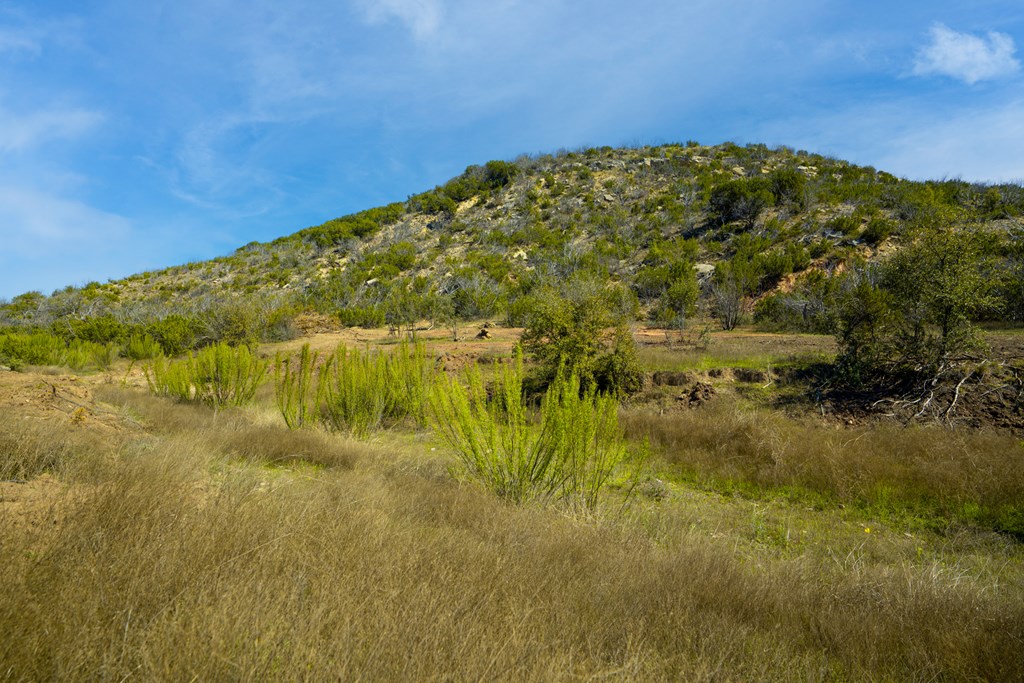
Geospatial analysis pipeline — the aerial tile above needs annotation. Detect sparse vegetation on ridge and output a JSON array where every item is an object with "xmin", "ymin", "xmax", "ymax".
[{"xmin": 5, "ymin": 142, "xmax": 1023, "ymax": 350}]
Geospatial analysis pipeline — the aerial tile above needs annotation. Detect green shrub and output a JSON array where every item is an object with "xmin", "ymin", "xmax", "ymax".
[
  {"xmin": 274, "ymin": 344, "xmax": 322, "ymax": 429},
  {"xmin": 834, "ymin": 225, "xmax": 1002, "ymax": 385},
  {"xmin": 146, "ymin": 343, "xmax": 268, "ymax": 407},
  {"xmin": 146, "ymin": 315, "xmax": 204, "ymax": 356},
  {"xmin": 0, "ymin": 332, "xmax": 66, "ymax": 366},
  {"xmin": 827, "ymin": 215, "xmax": 860, "ymax": 236},
  {"xmin": 59, "ymin": 315, "xmax": 126, "ymax": 344},
  {"xmin": 89, "ymin": 342, "xmax": 119, "ymax": 370},
  {"xmin": 708, "ymin": 178, "xmax": 775, "ymax": 227},
  {"xmin": 862, "ymin": 217, "xmax": 895, "ymax": 245},
  {"xmin": 521, "ymin": 280, "xmax": 641, "ymax": 394},
  {"xmin": 594, "ymin": 326, "xmax": 646, "ymax": 397},
  {"xmin": 124, "ymin": 333, "xmax": 163, "ymax": 361},
  {"xmin": 314, "ymin": 341, "xmax": 432, "ymax": 436},
  {"xmin": 429, "ymin": 353, "xmax": 636, "ymax": 510},
  {"xmin": 768, "ymin": 167, "xmax": 807, "ymax": 207}
]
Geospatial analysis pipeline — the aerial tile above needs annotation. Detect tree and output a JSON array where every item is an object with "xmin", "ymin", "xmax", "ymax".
[
  {"xmin": 881, "ymin": 226, "xmax": 1000, "ymax": 368},
  {"xmin": 834, "ymin": 222, "xmax": 1002, "ymax": 385},
  {"xmin": 710, "ymin": 265, "xmax": 744, "ymax": 331},
  {"xmin": 520, "ymin": 279, "xmax": 642, "ymax": 395}
]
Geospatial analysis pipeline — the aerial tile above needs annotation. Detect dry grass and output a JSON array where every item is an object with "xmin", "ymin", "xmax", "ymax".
[
  {"xmin": 622, "ymin": 399, "xmax": 1024, "ymax": 534},
  {"xmin": 0, "ymin": 412, "xmax": 108, "ymax": 481},
  {"xmin": 1, "ymin": 386, "xmax": 1022, "ymax": 680},
  {"xmin": 98, "ymin": 386, "xmax": 361, "ymax": 470}
]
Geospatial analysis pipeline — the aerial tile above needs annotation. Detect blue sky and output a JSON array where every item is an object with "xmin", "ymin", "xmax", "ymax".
[{"xmin": 1, "ymin": 1, "xmax": 1023, "ymax": 299}]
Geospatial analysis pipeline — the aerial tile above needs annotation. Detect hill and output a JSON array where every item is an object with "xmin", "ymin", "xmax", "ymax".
[{"xmin": 3, "ymin": 141, "xmax": 1022, "ymax": 343}]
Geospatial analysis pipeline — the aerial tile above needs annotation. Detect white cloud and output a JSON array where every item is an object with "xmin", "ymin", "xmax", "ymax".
[
  {"xmin": 0, "ymin": 106, "xmax": 103, "ymax": 152},
  {"xmin": 913, "ymin": 23, "xmax": 1020, "ymax": 85},
  {"xmin": 355, "ymin": 0, "xmax": 442, "ymax": 40}
]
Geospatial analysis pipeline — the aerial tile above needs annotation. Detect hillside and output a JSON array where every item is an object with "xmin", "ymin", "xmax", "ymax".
[{"xmin": 3, "ymin": 141, "xmax": 1022, "ymax": 339}]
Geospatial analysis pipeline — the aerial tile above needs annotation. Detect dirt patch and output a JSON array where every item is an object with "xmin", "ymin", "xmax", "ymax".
[
  {"xmin": 819, "ymin": 361, "xmax": 1024, "ymax": 434},
  {"xmin": 0, "ymin": 372, "xmax": 128, "ymax": 434},
  {"xmin": 678, "ymin": 382, "xmax": 716, "ymax": 407},
  {"xmin": 634, "ymin": 325, "xmax": 837, "ymax": 357},
  {"xmin": 264, "ymin": 323, "xmax": 522, "ymax": 366},
  {"xmin": 292, "ymin": 312, "xmax": 343, "ymax": 335},
  {"xmin": 734, "ymin": 368, "xmax": 772, "ymax": 384}
]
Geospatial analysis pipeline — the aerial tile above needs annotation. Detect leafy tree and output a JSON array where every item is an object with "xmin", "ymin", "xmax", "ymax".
[
  {"xmin": 520, "ymin": 280, "xmax": 641, "ymax": 395},
  {"xmin": 881, "ymin": 226, "xmax": 1001, "ymax": 368},
  {"xmin": 835, "ymin": 222, "xmax": 1002, "ymax": 384}
]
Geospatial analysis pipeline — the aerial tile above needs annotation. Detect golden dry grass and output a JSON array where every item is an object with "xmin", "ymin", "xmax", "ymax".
[
  {"xmin": 1, "ymin": 385, "xmax": 1022, "ymax": 680},
  {"xmin": 622, "ymin": 399, "xmax": 1024, "ymax": 534}
]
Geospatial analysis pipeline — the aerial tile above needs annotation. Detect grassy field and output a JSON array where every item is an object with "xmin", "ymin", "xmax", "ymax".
[{"xmin": 1, "ymin": 329, "xmax": 1022, "ymax": 681}]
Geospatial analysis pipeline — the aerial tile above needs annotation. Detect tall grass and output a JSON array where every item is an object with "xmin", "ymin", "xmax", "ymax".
[
  {"xmin": 2, "ymin": 396, "xmax": 1021, "ymax": 681},
  {"xmin": 146, "ymin": 342, "xmax": 268, "ymax": 407},
  {"xmin": 622, "ymin": 400, "xmax": 1024, "ymax": 535},
  {"xmin": 430, "ymin": 354, "xmax": 636, "ymax": 509},
  {"xmin": 0, "ymin": 412, "xmax": 105, "ymax": 480}
]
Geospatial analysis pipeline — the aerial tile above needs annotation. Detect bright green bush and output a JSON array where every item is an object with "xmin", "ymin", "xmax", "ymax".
[
  {"xmin": 0, "ymin": 332, "xmax": 67, "ymax": 367},
  {"xmin": 146, "ymin": 343, "xmax": 268, "ymax": 407},
  {"xmin": 88, "ymin": 341, "xmax": 119, "ymax": 370},
  {"xmin": 275, "ymin": 344, "xmax": 322, "ymax": 429},
  {"xmin": 312, "ymin": 341, "xmax": 433, "ymax": 436},
  {"xmin": 429, "ymin": 353, "xmax": 636, "ymax": 510},
  {"xmin": 124, "ymin": 333, "xmax": 163, "ymax": 360}
]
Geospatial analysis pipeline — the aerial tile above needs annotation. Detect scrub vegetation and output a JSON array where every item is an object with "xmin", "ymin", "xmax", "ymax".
[{"xmin": 2, "ymin": 142, "xmax": 1024, "ymax": 679}]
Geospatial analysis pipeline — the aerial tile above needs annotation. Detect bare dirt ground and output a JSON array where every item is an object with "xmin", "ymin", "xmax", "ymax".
[{"xmin": 0, "ymin": 370, "xmax": 125, "ymax": 550}]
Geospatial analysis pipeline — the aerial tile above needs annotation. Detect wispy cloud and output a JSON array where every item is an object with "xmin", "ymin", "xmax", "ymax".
[
  {"xmin": 0, "ymin": 28, "xmax": 40, "ymax": 56},
  {"xmin": 913, "ymin": 23, "xmax": 1020, "ymax": 85},
  {"xmin": 0, "ymin": 106, "xmax": 103, "ymax": 152},
  {"xmin": 0, "ymin": 186, "xmax": 131, "ymax": 253},
  {"xmin": 755, "ymin": 96, "xmax": 1024, "ymax": 184},
  {"xmin": 872, "ymin": 99, "xmax": 1024, "ymax": 182},
  {"xmin": 354, "ymin": 0, "xmax": 442, "ymax": 40}
]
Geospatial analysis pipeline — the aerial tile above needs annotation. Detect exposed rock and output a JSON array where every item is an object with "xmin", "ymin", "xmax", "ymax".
[{"xmin": 694, "ymin": 263, "xmax": 716, "ymax": 278}]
